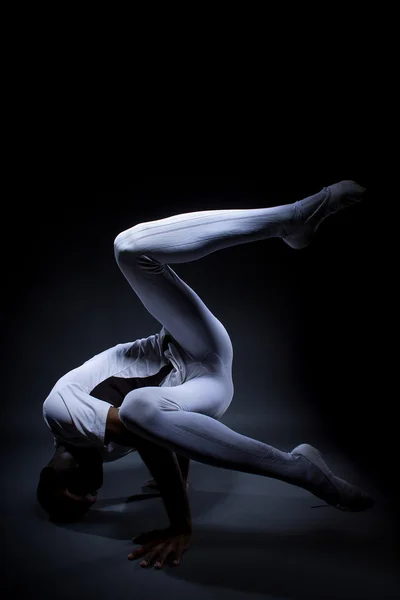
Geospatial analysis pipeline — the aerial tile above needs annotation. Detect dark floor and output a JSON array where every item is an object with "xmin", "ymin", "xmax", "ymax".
[{"xmin": 3, "ymin": 416, "xmax": 399, "ymax": 600}]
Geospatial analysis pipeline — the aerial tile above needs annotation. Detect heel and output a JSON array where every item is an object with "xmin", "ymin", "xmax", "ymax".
[
  {"xmin": 282, "ymin": 221, "xmax": 316, "ymax": 249},
  {"xmin": 282, "ymin": 232, "xmax": 312, "ymax": 250}
]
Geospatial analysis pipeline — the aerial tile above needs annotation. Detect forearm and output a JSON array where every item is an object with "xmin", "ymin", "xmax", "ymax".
[
  {"xmin": 136, "ymin": 439, "xmax": 192, "ymax": 534},
  {"xmin": 105, "ymin": 407, "xmax": 192, "ymax": 533},
  {"xmin": 177, "ymin": 454, "xmax": 190, "ymax": 482}
]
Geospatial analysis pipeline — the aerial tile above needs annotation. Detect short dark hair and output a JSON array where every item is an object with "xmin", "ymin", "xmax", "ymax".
[
  {"xmin": 37, "ymin": 447, "xmax": 103, "ymax": 522},
  {"xmin": 37, "ymin": 466, "xmax": 63, "ymax": 514},
  {"xmin": 36, "ymin": 466, "xmax": 90, "ymax": 522},
  {"xmin": 37, "ymin": 466, "xmax": 77, "ymax": 522}
]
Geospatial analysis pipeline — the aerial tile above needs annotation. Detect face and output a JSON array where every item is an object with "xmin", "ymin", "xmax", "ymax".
[{"xmin": 38, "ymin": 445, "xmax": 103, "ymax": 522}]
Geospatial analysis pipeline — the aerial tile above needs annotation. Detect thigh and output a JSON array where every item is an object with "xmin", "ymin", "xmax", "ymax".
[
  {"xmin": 169, "ymin": 370, "xmax": 234, "ymax": 419},
  {"xmin": 117, "ymin": 254, "xmax": 233, "ymax": 365},
  {"xmin": 121, "ymin": 369, "xmax": 234, "ymax": 422}
]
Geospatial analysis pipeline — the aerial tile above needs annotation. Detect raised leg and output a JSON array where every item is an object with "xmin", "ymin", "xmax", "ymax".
[
  {"xmin": 114, "ymin": 180, "xmax": 365, "ymax": 360},
  {"xmin": 116, "ymin": 181, "xmax": 371, "ymax": 513},
  {"xmin": 113, "ymin": 201, "xmax": 297, "ymax": 363}
]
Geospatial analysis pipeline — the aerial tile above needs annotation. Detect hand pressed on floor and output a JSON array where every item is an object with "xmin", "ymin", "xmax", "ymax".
[{"xmin": 129, "ymin": 527, "xmax": 191, "ymax": 569}]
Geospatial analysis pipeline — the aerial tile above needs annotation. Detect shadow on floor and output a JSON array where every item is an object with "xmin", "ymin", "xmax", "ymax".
[
  {"xmin": 26, "ymin": 487, "xmax": 400, "ymax": 600},
  {"xmin": 18, "ymin": 514, "xmax": 400, "ymax": 600}
]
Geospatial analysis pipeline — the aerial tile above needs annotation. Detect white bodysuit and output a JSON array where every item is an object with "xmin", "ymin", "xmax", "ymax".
[
  {"xmin": 43, "ymin": 326, "xmax": 191, "ymax": 462},
  {"xmin": 41, "ymin": 185, "xmax": 370, "ymax": 511}
]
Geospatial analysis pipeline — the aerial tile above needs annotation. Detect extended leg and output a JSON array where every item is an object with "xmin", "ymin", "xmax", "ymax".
[{"xmin": 119, "ymin": 375, "xmax": 374, "ymax": 512}]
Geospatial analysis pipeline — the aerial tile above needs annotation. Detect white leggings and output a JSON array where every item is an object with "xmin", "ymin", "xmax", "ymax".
[{"xmin": 116, "ymin": 192, "xmax": 325, "ymax": 486}]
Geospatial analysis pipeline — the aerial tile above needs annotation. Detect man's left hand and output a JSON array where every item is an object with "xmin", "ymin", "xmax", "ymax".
[{"xmin": 128, "ymin": 528, "xmax": 191, "ymax": 568}]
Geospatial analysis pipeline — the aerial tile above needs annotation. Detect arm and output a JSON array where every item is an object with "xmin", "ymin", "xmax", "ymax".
[
  {"xmin": 177, "ymin": 454, "xmax": 190, "ymax": 483},
  {"xmin": 106, "ymin": 407, "xmax": 192, "ymax": 534}
]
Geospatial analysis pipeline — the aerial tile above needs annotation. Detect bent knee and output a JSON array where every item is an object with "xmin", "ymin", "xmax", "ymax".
[
  {"xmin": 119, "ymin": 390, "xmax": 159, "ymax": 429},
  {"xmin": 114, "ymin": 223, "xmax": 152, "ymax": 266}
]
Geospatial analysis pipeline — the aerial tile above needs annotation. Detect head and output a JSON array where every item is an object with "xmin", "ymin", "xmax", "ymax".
[{"xmin": 37, "ymin": 444, "xmax": 104, "ymax": 522}]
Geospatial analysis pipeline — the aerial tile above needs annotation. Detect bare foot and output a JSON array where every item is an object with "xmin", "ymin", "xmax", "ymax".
[{"xmin": 142, "ymin": 478, "xmax": 189, "ymax": 492}]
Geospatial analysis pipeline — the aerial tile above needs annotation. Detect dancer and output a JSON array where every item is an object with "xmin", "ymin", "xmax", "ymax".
[{"xmin": 37, "ymin": 180, "xmax": 373, "ymax": 569}]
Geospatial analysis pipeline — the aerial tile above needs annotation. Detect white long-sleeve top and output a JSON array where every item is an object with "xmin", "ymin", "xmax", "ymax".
[{"xmin": 42, "ymin": 326, "xmax": 187, "ymax": 462}]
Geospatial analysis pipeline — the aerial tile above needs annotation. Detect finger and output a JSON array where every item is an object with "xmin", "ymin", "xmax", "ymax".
[
  {"xmin": 154, "ymin": 544, "xmax": 175, "ymax": 569},
  {"xmin": 129, "ymin": 537, "xmax": 166, "ymax": 562},
  {"xmin": 140, "ymin": 543, "xmax": 165, "ymax": 568},
  {"xmin": 128, "ymin": 545, "xmax": 148, "ymax": 561},
  {"xmin": 172, "ymin": 539, "xmax": 185, "ymax": 566}
]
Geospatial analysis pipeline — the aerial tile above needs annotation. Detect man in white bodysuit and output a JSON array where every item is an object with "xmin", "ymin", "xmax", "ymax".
[{"xmin": 37, "ymin": 180, "xmax": 374, "ymax": 569}]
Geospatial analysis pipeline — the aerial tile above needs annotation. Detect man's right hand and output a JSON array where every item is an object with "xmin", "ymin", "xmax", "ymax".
[{"xmin": 129, "ymin": 527, "xmax": 192, "ymax": 568}]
